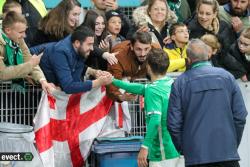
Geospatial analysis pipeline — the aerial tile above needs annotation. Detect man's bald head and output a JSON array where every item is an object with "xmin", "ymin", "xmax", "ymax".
[{"xmin": 186, "ymin": 39, "xmax": 210, "ymax": 63}]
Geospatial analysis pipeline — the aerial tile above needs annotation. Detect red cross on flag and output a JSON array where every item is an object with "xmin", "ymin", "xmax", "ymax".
[{"xmin": 34, "ymin": 87, "xmax": 116, "ymax": 167}]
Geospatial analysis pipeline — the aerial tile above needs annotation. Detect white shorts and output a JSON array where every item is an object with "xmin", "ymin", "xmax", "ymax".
[{"xmin": 149, "ymin": 156, "xmax": 185, "ymax": 167}]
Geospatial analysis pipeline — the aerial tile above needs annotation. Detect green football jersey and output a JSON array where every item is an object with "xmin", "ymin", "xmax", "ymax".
[{"xmin": 112, "ymin": 76, "xmax": 179, "ymax": 161}]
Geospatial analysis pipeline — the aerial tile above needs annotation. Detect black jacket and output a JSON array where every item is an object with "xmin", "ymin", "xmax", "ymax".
[
  {"xmin": 187, "ymin": 16, "xmax": 237, "ymax": 54},
  {"xmin": 127, "ymin": 22, "xmax": 169, "ymax": 48},
  {"xmin": 148, "ymin": 22, "xmax": 169, "ymax": 48},
  {"xmin": 30, "ymin": 29, "xmax": 68, "ymax": 47},
  {"xmin": 18, "ymin": 0, "xmax": 43, "ymax": 47},
  {"xmin": 223, "ymin": 42, "xmax": 250, "ymax": 79},
  {"xmin": 85, "ymin": 46, "xmax": 107, "ymax": 71},
  {"xmin": 210, "ymin": 51, "xmax": 225, "ymax": 68},
  {"xmin": 115, "ymin": 8, "xmax": 132, "ymax": 38}
]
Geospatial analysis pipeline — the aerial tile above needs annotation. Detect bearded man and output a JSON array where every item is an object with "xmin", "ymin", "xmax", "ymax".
[{"xmin": 40, "ymin": 26, "xmax": 112, "ymax": 94}]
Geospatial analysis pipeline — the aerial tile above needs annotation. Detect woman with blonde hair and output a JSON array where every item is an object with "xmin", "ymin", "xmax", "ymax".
[
  {"xmin": 132, "ymin": 0, "xmax": 177, "ymax": 48},
  {"xmin": 187, "ymin": 0, "xmax": 236, "ymax": 53}
]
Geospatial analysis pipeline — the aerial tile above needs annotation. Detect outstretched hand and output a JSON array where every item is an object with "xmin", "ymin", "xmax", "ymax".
[
  {"xmin": 102, "ymin": 52, "xmax": 119, "ymax": 65},
  {"xmin": 137, "ymin": 147, "xmax": 148, "ymax": 167},
  {"xmin": 92, "ymin": 71, "xmax": 113, "ymax": 88},
  {"xmin": 95, "ymin": 70, "xmax": 111, "ymax": 78},
  {"xmin": 137, "ymin": 25, "xmax": 150, "ymax": 33},
  {"xmin": 40, "ymin": 80, "xmax": 56, "ymax": 95}
]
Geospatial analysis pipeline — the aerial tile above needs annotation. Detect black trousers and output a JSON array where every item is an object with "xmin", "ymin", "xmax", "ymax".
[{"xmin": 187, "ymin": 161, "xmax": 240, "ymax": 167}]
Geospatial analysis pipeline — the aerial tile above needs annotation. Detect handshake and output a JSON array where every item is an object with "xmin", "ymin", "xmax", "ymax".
[{"xmin": 92, "ymin": 69, "xmax": 113, "ymax": 88}]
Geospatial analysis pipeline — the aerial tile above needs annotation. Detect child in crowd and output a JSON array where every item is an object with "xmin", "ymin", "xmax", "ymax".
[
  {"xmin": 163, "ymin": 23, "xmax": 189, "ymax": 72},
  {"xmin": 91, "ymin": 0, "xmax": 132, "ymax": 38},
  {"xmin": 224, "ymin": 28, "xmax": 250, "ymax": 82},
  {"xmin": 200, "ymin": 34, "xmax": 223, "ymax": 67},
  {"xmin": 112, "ymin": 48, "xmax": 183, "ymax": 167},
  {"xmin": 105, "ymin": 10, "xmax": 125, "ymax": 48}
]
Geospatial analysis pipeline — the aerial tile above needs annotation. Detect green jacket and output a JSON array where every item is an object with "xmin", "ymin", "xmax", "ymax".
[
  {"xmin": 112, "ymin": 76, "xmax": 179, "ymax": 161},
  {"xmin": 219, "ymin": 5, "xmax": 250, "ymax": 30}
]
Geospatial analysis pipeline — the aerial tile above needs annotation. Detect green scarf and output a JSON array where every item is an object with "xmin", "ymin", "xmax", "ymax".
[
  {"xmin": 168, "ymin": 0, "xmax": 183, "ymax": 22},
  {"xmin": 2, "ymin": 32, "xmax": 26, "ymax": 93}
]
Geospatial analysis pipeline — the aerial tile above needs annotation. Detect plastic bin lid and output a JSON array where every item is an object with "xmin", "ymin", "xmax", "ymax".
[
  {"xmin": 95, "ymin": 136, "xmax": 143, "ymax": 143},
  {"xmin": 0, "ymin": 123, "xmax": 33, "ymax": 133},
  {"xmin": 92, "ymin": 136, "xmax": 143, "ymax": 154},
  {"xmin": 93, "ymin": 141, "xmax": 142, "ymax": 154}
]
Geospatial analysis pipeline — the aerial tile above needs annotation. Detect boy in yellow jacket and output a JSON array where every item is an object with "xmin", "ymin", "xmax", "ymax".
[{"xmin": 163, "ymin": 23, "xmax": 189, "ymax": 72}]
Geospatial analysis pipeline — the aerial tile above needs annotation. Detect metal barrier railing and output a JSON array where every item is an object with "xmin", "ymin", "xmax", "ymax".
[
  {"xmin": 83, "ymin": 7, "xmax": 137, "ymax": 20},
  {"xmin": 0, "ymin": 82, "xmax": 42, "ymax": 125},
  {"xmin": 0, "ymin": 80, "xmax": 148, "ymax": 136},
  {"xmin": 120, "ymin": 7, "xmax": 137, "ymax": 19},
  {"xmin": 0, "ymin": 73, "xmax": 181, "ymax": 136},
  {"xmin": 128, "ymin": 78, "xmax": 148, "ymax": 137}
]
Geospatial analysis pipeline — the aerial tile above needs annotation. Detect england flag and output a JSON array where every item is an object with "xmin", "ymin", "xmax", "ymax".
[{"xmin": 34, "ymin": 87, "xmax": 130, "ymax": 167}]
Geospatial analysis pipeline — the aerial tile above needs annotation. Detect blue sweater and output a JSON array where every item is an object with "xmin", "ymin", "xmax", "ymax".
[
  {"xmin": 40, "ymin": 35, "xmax": 92, "ymax": 94},
  {"xmin": 167, "ymin": 62, "xmax": 247, "ymax": 165}
]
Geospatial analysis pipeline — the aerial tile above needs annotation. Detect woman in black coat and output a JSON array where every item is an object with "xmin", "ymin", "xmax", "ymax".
[{"xmin": 186, "ymin": 0, "xmax": 237, "ymax": 54}]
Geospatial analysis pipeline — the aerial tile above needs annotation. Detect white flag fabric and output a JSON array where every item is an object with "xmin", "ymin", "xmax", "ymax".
[
  {"xmin": 34, "ymin": 87, "xmax": 118, "ymax": 167},
  {"xmin": 112, "ymin": 77, "xmax": 132, "ymax": 132},
  {"xmin": 114, "ymin": 101, "xmax": 131, "ymax": 132}
]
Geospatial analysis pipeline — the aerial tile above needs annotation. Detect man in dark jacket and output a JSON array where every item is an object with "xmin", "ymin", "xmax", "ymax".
[
  {"xmin": 40, "ymin": 26, "xmax": 113, "ymax": 94},
  {"xmin": 167, "ymin": 38, "xmax": 248, "ymax": 167}
]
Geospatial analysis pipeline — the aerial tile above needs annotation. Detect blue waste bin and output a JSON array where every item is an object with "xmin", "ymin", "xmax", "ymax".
[{"xmin": 91, "ymin": 136, "xmax": 143, "ymax": 167}]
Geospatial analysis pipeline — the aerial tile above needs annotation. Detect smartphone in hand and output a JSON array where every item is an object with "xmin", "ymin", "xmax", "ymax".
[{"xmin": 104, "ymin": 34, "xmax": 112, "ymax": 43}]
